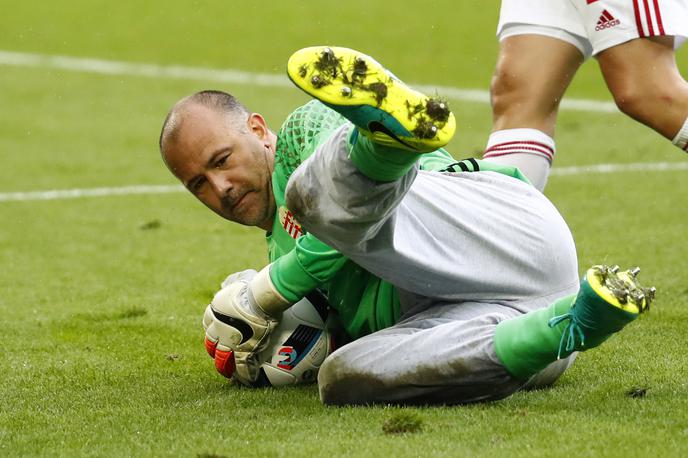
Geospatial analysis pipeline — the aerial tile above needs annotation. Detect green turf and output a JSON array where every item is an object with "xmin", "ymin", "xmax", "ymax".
[{"xmin": 1, "ymin": 1, "xmax": 688, "ymax": 457}]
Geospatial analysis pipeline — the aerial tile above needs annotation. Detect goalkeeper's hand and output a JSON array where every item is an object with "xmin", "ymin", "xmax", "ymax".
[{"xmin": 202, "ymin": 266, "xmax": 291, "ymax": 385}]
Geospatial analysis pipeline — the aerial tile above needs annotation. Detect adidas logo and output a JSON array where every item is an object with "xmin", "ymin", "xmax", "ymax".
[{"xmin": 595, "ymin": 10, "xmax": 620, "ymax": 31}]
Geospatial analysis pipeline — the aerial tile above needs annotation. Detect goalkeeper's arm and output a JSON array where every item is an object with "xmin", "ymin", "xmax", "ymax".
[{"xmin": 249, "ymin": 233, "xmax": 349, "ymax": 316}]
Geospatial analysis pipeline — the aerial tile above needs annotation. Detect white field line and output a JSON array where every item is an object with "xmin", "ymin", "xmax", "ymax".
[
  {"xmin": 0, "ymin": 185, "xmax": 184, "ymax": 202},
  {"xmin": 0, "ymin": 162, "xmax": 685, "ymax": 203},
  {"xmin": 550, "ymin": 161, "xmax": 688, "ymax": 175},
  {"xmin": 0, "ymin": 49, "xmax": 617, "ymax": 113}
]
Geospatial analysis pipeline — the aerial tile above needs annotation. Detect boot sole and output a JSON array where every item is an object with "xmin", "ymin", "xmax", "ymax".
[
  {"xmin": 584, "ymin": 265, "xmax": 655, "ymax": 315},
  {"xmin": 286, "ymin": 46, "xmax": 456, "ymax": 152}
]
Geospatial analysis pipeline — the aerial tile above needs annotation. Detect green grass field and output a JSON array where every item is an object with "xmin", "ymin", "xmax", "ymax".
[{"xmin": 1, "ymin": 1, "xmax": 687, "ymax": 456}]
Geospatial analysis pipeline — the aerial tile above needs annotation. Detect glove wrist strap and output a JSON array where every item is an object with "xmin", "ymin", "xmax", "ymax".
[{"xmin": 249, "ymin": 265, "xmax": 291, "ymax": 316}]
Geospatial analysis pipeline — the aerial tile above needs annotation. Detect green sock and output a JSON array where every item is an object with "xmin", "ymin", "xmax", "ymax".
[
  {"xmin": 493, "ymin": 295, "xmax": 577, "ymax": 380},
  {"xmin": 347, "ymin": 128, "xmax": 421, "ymax": 181}
]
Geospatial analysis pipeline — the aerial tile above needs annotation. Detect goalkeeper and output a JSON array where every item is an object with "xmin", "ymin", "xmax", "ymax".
[{"xmin": 159, "ymin": 46, "xmax": 655, "ymax": 405}]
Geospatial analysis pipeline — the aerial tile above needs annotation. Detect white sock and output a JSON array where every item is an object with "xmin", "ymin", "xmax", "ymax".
[
  {"xmin": 483, "ymin": 128, "xmax": 555, "ymax": 192},
  {"xmin": 672, "ymin": 117, "xmax": 688, "ymax": 152}
]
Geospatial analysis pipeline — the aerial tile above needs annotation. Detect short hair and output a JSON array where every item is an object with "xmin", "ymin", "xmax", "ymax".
[{"xmin": 159, "ymin": 90, "xmax": 250, "ymax": 151}]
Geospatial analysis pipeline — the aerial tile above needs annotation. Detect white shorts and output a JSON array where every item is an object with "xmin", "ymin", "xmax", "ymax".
[{"xmin": 498, "ymin": 0, "xmax": 688, "ymax": 58}]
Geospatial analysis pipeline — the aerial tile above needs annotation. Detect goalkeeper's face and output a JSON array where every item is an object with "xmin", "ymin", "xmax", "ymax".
[{"xmin": 162, "ymin": 106, "xmax": 277, "ymax": 231}]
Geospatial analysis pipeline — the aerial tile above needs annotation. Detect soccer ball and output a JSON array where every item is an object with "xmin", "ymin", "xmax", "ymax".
[
  {"xmin": 250, "ymin": 294, "xmax": 333, "ymax": 387},
  {"xmin": 206, "ymin": 291, "xmax": 333, "ymax": 388}
]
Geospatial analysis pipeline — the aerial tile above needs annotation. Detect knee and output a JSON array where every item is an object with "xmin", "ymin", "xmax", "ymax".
[
  {"xmin": 609, "ymin": 81, "xmax": 651, "ymax": 120},
  {"xmin": 284, "ymin": 170, "xmax": 321, "ymax": 228},
  {"xmin": 489, "ymin": 70, "xmax": 523, "ymax": 119},
  {"xmin": 317, "ymin": 359, "xmax": 350, "ymax": 406},
  {"xmin": 489, "ymin": 70, "xmax": 558, "ymax": 125},
  {"xmin": 317, "ymin": 351, "xmax": 384, "ymax": 406},
  {"xmin": 608, "ymin": 77, "xmax": 678, "ymax": 122}
]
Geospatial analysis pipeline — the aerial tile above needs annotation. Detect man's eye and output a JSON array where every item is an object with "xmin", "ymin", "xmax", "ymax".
[
  {"xmin": 215, "ymin": 155, "xmax": 229, "ymax": 168},
  {"xmin": 192, "ymin": 178, "xmax": 206, "ymax": 192}
]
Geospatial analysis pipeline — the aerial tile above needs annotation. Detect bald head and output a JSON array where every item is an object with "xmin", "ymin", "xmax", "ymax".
[
  {"xmin": 158, "ymin": 90, "xmax": 278, "ymax": 230},
  {"xmin": 159, "ymin": 90, "xmax": 250, "ymax": 154}
]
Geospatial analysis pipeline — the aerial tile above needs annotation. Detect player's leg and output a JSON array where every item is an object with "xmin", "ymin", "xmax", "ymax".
[
  {"xmin": 484, "ymin": 0, "xmax": 591, "ymax": 190},
  {"xmin": 319, "ymin": 265, "xmax": 654, "ymax": 405},
  {"xmin": 598, "ymin": 37, "xmax": 688, "ymax": 151},
  {"xmin": 490, "ymin": 33, "xmax": 584, "ymax": 138},
  {"xmin": 318, "ymin": 300, "xmax": 538, "ymax": 405},
  {"xmin": 285, "ymin": 122, "xmax": 580, "ymax": 304},
  {"xmin": 486, "ymin": 34, "xmax": 584, "ymax": 191},
  {"xmin": 574, "ymin": 0, "xmax": 688, "ymax": 152},
  {"xmin": 494, "ymin": 265, "xmax": 654, "ymax": 379}
]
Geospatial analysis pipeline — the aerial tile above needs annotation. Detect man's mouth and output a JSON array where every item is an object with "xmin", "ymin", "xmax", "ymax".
[{"xmin": 229, "ymin": 192, "xmax": 249, "ymax": 211}]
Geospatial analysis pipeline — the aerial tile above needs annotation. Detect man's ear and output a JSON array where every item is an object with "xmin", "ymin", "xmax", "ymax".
[{"xmin": 247, "ymin": 113, "xmax": 269, "ymax": 141}]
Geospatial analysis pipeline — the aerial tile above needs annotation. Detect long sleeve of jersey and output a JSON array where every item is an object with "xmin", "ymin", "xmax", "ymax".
[{"xmin": 269, "ymin": 234, "xmax": 348, "ymax": 303}]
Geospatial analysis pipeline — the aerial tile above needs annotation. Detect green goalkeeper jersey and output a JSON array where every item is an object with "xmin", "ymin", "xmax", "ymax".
[{"xmin": 265, "ymin": 101, "xmax": 456, "ymax": 339}]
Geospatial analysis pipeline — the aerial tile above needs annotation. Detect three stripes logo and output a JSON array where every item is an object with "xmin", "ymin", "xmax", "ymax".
[
  {"xmin": 596, "ymin": 10, "xmax": 620, "ymax": 31},
  {"xmin": 631, "ymin": 0, "xmax": 665, "ymax": 38}
]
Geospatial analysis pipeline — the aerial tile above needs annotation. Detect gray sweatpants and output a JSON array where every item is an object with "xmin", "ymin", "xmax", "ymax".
[{"xmin": 285, "ymin": 125, "xmax": 579, "ymax": 405}]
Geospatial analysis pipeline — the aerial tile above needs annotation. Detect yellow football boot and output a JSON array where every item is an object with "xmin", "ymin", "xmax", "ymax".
[{"xmin": 287, "ymin": 46, "xmax": 456, "ymax": 153}]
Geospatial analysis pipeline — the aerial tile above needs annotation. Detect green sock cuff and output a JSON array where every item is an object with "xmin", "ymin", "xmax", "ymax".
[
  {"xmin": 494, "ymin": 295, "xmax": 576, "ymax": 380},
  {"xmin": 347, "ymin": 128, "xmax": 421, "ymax": 181}
]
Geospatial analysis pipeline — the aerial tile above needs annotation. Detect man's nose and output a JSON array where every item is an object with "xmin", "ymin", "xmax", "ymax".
[{"xmin": 207, "ymin": 172, "xmax": 232, "ymax": 197}]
